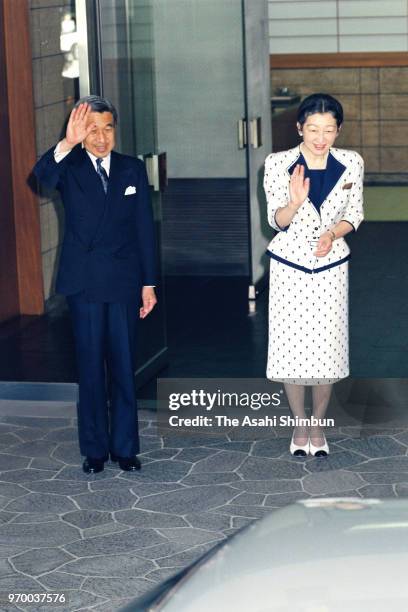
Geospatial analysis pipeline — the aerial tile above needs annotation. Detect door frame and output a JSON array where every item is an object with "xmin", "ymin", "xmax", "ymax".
[{"xmin": 0, "ymin": 0, "xmax": 44, "ymax": 322}]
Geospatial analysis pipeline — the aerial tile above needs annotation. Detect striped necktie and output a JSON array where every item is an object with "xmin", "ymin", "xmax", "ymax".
[{"xmin": 96, "ymin": 158, "xmax": 109, "ymax": 194}]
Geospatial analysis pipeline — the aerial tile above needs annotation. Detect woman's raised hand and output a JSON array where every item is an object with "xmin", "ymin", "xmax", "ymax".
[
  {"xmin": 65, "ymin": 103, "xmax": 96, "ymax": 147},
  {"xmin": 289, "ymin": 164, "xmax": 310, "ymax": 210}
]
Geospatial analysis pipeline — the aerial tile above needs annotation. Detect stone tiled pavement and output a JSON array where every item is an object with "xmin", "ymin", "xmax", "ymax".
[{"xmin": 1, "ymin": 401, "xmax": 408, "ymax": 611}]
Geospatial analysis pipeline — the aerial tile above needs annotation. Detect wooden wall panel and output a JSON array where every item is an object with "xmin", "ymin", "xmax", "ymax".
[
  {"xmin": 0, "ymin": 0, "xmax": 43, "ymax": 321},
  {"xmin": 0, "ymin": 1, "xmax": 19, "ymax": 320},
  {"xmin": 270, "ymin": 52, "xmax": 408, "ymax": 69}
]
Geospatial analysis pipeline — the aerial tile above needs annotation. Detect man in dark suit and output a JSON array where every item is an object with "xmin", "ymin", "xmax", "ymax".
[{"xmin": 34, "ymin": 96, "xmax": 157, "ymax": 474}]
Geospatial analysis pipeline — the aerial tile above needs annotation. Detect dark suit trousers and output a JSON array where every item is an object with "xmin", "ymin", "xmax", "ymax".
[{"xmin": 67, "ymin": 295, "xmax": 140, "ymax": 460}]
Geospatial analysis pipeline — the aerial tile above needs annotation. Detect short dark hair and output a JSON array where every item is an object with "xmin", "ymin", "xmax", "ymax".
[
  {"xmin": 297, "ymin": 93, "xmax": 343, "ymax": 128},
  {"xmin": 74, "ymin": 95, "xmax": 118, "ymax": 125}
]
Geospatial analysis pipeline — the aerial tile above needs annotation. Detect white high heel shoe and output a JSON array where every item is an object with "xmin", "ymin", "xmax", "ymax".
[
  {"xmin": 309, "ymin": 434, "xmax": 329, "ymax": 457},
  {"xmin": 290, "ymin": 433, "xmax": 309, "ymax": 457}
]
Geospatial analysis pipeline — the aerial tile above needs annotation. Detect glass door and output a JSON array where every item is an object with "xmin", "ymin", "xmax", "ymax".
[
  {"xmin": 81, "ymin": 0, "xmax": 168, "ymax": 385},
  {"xmin": 149, "ymin": 0, "xmax": 271, "ymax": 291},
  {"xmin": 150, "ymin": 0, "xmax": 250, "ymax": 278}
]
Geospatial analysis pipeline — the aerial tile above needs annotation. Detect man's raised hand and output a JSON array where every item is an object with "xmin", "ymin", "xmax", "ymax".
[{"xmin": 64, "ymin": 103, "xmax": 96, "ymax": 148}]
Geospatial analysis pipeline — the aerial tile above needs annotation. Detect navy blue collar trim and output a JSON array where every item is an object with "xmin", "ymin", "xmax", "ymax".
[
  {"xmin": 288, "ymin": 150, "xmax": 347, "ymax": 209},
  {"xmin": 266, "ymin": 251, "xmax": 350, "ymax": 274}
]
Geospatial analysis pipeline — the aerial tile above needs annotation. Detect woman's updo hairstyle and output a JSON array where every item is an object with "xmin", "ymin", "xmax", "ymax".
[{"xmin": 297, "ymin": 93, "xmax": 343, "ymax": 128}]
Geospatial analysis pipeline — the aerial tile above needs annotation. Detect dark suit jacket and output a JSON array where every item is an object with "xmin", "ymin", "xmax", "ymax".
[{"xmin": 33, "ymin": 145, "xmax": 157, "ymax": 302}]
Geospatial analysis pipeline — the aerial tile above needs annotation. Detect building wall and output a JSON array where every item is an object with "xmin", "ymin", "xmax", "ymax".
[
  {"xmin": 270, "ymin": 65, "xmax": 408, "ymax": 174},
  {"xmin": 29, "ymin": 0, "xmax": 78, "ymax": 304},
  {"xmin": 268, "ymin": 0, "xmax": 408, "ymax": 54},
  {"xmin": 268, "ymin": 1, "xmax": 408, "ymax": 173}
]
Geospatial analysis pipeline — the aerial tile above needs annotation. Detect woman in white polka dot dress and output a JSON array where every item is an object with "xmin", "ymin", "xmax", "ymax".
[{"xmin": 264, "ymin": 93, "xmax": 364, "ymax": 457}]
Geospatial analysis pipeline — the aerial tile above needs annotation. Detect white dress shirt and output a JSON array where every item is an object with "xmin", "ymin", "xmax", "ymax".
[{"xmin": 54, "ymin": 141, "xmax": 111, "ymax": 174}]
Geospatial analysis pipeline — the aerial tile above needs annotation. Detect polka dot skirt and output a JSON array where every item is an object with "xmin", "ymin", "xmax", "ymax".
[{"xmin": 267, "ymin": 259, "xmax": 349, "ymax": 385}]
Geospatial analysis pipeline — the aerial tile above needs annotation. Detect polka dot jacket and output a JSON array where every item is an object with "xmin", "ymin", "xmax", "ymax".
[{"xmin": 263, "ymin": 145, "xmax": 364, "ymax": 273}]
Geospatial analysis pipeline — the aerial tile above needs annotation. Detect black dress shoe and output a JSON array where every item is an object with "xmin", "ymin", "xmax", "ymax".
[
  {"xmin": 111, "ymin": 455, "xmax": 141, "ymax": 471},
  {"xmin": 83, "ymin": 457, "xmax": 105, "ymax": 474}
]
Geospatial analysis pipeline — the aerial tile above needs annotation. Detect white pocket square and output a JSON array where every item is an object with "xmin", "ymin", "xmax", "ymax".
[{"xmin": 124, "ymin": 185, "xmax": 137, "ymax": 195}]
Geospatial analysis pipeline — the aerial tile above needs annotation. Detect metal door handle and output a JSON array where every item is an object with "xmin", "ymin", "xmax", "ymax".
[
  {"xmin": 238, "ymin": 118, "xmax": 247, "ymax": 149},
  {"xmin": 250, "ymin": 117, "xmax": 262, "ymax": 149},
  {"xmin": 141, "ymin": 153, "xmax": 168, "ymax": 192}
]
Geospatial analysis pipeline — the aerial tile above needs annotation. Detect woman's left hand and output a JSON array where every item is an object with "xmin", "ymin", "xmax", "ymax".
[{"xmin": 314, "ymin": 232, "xmax": 333, "ymax": 257}]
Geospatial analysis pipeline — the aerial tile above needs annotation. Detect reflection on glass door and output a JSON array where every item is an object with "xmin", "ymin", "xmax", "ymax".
[{"xmin": 92, "ymin": 0, "xmax": 168, "ymax": 384}]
